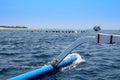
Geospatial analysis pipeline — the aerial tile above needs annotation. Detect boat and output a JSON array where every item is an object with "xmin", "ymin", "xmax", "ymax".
[{"xmin": 93, "ymin": 25, "xmax": 101, "ymax": 31}]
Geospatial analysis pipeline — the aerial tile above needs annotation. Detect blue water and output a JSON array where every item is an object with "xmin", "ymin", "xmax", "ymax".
[{"xmin": 0, "ymin": 30, "xmax": 120, "ymax": 80}]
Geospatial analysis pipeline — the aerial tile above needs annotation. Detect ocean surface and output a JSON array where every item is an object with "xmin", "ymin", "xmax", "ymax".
[{"xmin": 0, "ymin": 30, "xmax": 120, "ymax": 80}]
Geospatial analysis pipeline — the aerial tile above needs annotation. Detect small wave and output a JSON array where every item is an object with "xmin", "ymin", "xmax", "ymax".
[
  {"xmin": 0, "ymin": 68, "xmax": 8, "ymax": 74},
  {"xmin": 61, "ymin": 53, "xmax": 85, "ymax": 71}
]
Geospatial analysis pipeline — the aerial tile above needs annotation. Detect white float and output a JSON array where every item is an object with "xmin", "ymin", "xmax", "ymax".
[{"xmin": 96, "ymin": 33, "xmax": 120, "ymax": 44}]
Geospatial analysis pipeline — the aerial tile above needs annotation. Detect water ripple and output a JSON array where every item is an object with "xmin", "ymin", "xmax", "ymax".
[{"xmin": 0, "ymin": 30, "xmax": 120, "ymax": 80}]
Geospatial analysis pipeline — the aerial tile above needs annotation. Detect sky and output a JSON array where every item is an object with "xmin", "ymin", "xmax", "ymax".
[{"xmin": 0, "ymin": 0, "xmax": 120, "ymax": 29}]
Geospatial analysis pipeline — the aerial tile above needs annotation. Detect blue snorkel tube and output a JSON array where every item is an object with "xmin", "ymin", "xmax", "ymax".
[{"xmin": 7, "ymin": 56, "xmax": 77, "ymax": 80}]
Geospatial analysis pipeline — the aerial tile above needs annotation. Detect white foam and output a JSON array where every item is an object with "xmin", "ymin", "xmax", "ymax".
[{"xmin": 61, "ymin": 53, "xmax": 85, "ymax": 71}]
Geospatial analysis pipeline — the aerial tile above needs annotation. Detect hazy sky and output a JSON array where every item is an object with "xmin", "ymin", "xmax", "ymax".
[{"xmin": 0, "ymin": 0, "xmax": 120, "ymax": 29}]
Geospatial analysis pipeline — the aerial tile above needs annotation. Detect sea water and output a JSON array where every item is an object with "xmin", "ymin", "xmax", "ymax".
[{"xmin": 0, "ymin": 30, "xmax": 120, "ymax": 80}]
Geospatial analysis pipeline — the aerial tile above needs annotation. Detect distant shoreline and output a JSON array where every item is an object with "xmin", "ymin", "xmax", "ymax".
[
  {"xmin": 0, "ymin": 27, "xmax": 39, "ymax": 31},
  {"xmin": 0, "ymin": 26, "xmax": 30, "ymax": 30},
  {"xmin": 0, "ymin": 26, "xmax": 27, "ymax": 28}
]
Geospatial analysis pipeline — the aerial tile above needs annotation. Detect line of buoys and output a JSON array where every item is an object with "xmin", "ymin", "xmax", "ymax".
[
  {"xmin": 7, "ymin": 56, "xmax": 77, "ymax": 80},
  {"xmin": 43, "ymin": 30, "xmax": 88, "ymax": 33},
  {"xmin": 26, "ymin": 29, "xmax": 88, "ymax": 33}
]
